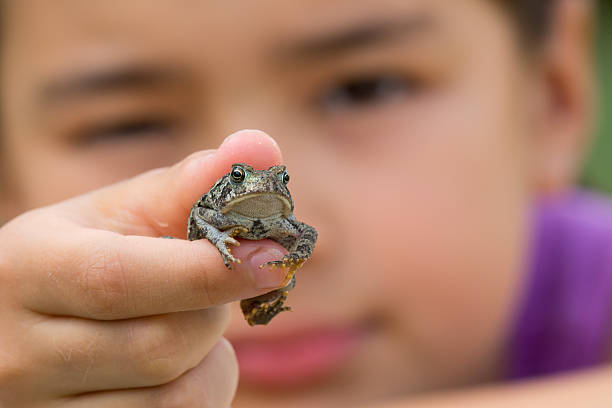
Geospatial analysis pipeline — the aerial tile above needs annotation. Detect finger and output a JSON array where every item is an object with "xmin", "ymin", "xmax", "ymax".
[
  {"xmin": 61, "ymin": 338, "xmax": 238, "ymax": 408},
  {"xmin": 18, "ymin": 225, "xmax": 289, "ymax": 319},
  {"xmin": 65, "ymin": 129, "xmax": 283, "ymax": 238},
  {"xmin": 29, "ymin": 307, "xmax": 229, "ymax": 395}
]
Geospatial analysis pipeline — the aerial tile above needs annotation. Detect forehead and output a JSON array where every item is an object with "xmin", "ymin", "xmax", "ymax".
[
  {"xmin": 2, "ymin": 0, "xmax": 499, "ymax": 66},
  {"xmin": 2, "ymin": 0, "xmax": 513, "ymax": 116},
  {"xmin": 5, "ymin": 0, "xmax": 434, "ymax": 37}
]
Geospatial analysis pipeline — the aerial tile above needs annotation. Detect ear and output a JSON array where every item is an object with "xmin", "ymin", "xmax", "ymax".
[{"xmin": 530, "ymin": 0, "xmax": 594, "ymax": 197}]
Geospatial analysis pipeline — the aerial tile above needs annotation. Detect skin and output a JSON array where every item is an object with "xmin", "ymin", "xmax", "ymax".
[
  {"xmin": 0, "ymin": 0, "xmax": 599, "ymax": 407},
  {"xmin": 0, "ymin": 131, "xmax": 291, "ymax": 407}
]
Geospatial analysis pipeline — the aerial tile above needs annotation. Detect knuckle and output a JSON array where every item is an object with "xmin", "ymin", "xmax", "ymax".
[
  {"xmin": 78, "ymin": 244, "xmax": 130, "ymax": 317},
  {"xmin": 205, "ymin": 306, "xmax": 232, "ymax": 339},
  {"xmin": 152, "ymin": 341, "xmax": 238, "ymax": 408},
  {"xmin": 126, "ymin": 319, "xmax": 195, "ymax": 385},
  {"xmin": 138, "ymin": 357, "xmax": 185, "ymax": 387}
]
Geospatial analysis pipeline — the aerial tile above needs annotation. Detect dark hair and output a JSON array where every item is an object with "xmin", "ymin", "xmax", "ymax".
[{"xmin": 499, "ymin": 0, "xmax": 557, "ymax": 44}]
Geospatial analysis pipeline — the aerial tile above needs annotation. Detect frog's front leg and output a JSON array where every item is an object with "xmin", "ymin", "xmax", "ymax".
[
  {"xmin": 189, "ymin": 207, "xmax": 248, "ymax": 269},
  {"xmin": 265, "ymin": 216, "xmax": 317, "ymax": 285}
]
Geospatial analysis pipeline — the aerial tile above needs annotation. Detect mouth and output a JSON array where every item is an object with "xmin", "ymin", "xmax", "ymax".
[
  {"xmin": 223, "ymin": 193, "xmax": 292, "ymax": 219},
  {"xmin": 230, "ymin": 325, "xmax": 367, "ymax": 388}
]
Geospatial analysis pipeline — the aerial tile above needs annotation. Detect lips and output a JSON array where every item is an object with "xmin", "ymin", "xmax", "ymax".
[{"xmin": 231, "ymin": 326, "xmax": 365, "ymax": 388}]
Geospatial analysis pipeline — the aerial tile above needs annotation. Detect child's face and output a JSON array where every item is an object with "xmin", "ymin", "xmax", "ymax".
[{"xmin": 0, "ymin": 0, "xmax": 589, "ymax": 407}]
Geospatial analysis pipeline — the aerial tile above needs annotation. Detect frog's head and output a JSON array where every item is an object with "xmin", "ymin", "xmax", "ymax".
[{"xmin": 208, "ymin": 163, "xmax": 294, "ymax": 219}]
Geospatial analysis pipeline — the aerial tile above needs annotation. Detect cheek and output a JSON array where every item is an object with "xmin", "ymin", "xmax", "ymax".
[{"xmin": 334, "ymin": 79, "xmax": 532, "ymax": 384}]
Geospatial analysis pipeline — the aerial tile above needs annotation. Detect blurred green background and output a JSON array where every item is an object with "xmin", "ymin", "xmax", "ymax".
[{"xmin": 583, "ymin": 0, "xmax": 611, "ymax": 192}]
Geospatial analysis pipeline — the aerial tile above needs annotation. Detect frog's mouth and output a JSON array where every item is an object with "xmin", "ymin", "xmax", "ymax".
[{"xmin": 222, "ymin": 193, "xmax": 292, "ymax": 219}]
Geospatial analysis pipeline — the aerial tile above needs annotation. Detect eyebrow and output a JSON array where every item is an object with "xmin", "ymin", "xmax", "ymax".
[
  {"xmin": 276, "ymin": 13, "xmax": 435, "ymax": 60},
  {"xmin": 38, "ymin": 65, "xmax": 185, "ymax": 106}
]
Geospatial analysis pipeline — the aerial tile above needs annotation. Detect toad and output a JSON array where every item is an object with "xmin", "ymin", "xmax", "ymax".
[{"xmin": 187, "ymin": 163, "xmax": 317, "ymax": 326}]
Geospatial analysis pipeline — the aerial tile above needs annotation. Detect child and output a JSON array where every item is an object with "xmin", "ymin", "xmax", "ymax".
[{"xmin": 0, "ymin": 0, "xmax": 606, "ymax": 407}]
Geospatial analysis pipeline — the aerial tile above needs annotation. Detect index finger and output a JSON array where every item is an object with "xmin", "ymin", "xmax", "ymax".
[
  {"xmin": 65, "ymin": 129, "xmax": 284, "ymax": 238},
  {"xmin": 17, "ymin": 226, "xmax": 288, "ymax": 319},
  {"xmin": 16, "ymin": 129, "xmax": 289, "ymax": 318}
]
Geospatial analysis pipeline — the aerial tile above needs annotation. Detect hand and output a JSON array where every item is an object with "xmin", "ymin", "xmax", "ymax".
[{"xmin": 0, "ymin": 130, "xmax": 289, "ymax": 407}]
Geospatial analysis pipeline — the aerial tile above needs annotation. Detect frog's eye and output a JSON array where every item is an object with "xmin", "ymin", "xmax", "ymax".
[
  {"xmin": 230, "ymin": 166, "xmax": 246, "ymax": 184},
  {"xmin": 281, "ymin": 171, "xmax": 290, "ymax": 184}
]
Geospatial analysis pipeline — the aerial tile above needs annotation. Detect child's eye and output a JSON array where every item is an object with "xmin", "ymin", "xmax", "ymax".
[
  {"xmin": 73, "ymin": 117, "xmax": 178, "ymax": 147},
  {"xmin": 318, "ymin": 74, "xmax": 418, "ymax": 113}
]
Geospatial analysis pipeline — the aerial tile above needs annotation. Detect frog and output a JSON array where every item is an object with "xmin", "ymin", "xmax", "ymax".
[{"xmin": 187, "ymin": 163, "xmax": 317, "ymax": 326}]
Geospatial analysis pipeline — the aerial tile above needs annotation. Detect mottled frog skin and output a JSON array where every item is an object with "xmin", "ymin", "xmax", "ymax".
[{"xmin": 187, "ymin": 163, "xmax": 317, "ymax": 326}]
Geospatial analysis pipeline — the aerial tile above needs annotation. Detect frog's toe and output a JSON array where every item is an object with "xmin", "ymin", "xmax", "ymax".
[
  {"xmin": 217, "ymin": 231, "xmax": 244, "ymax": 268},
  {"xmin": 219, "ymin": 244, "xmax": 241, "ymax": 269},
  {"xmin": 264, "ymin": 256, "xmax": 305, "ymax": 286},
  {"xmin": 224, "ymin": 236, "xmax": 240, "ymax": 247},
  {"xmin": 229, "ymin": 226, "xmax": 249, "ymax": 237},
  {"xmin": 265, "ymin": 256, "xmax": 306, "ymax": 269},
  {"xmin": 220, "ymin": 252, "xmax": 239, "ymax": 269}
]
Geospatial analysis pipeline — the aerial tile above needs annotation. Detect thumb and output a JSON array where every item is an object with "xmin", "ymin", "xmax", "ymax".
[{"xmin": 65, "ymin": 129, "xmax": 283, "ymax": 237}]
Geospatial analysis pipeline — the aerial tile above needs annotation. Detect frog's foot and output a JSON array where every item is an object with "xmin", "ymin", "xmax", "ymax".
[
  {"xmin": 263, "ymin": 256, "xmax": 306, "ymax": 287},
  {"xmin": 218, "ymin": 227, "xmax": 249, "ymax": 269},
  {"xmin": 240, "ymin": 291, "xmax": 292, "ymax": 326}
]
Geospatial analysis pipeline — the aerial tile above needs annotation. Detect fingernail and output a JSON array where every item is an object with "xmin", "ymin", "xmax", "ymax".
[{"xmin": 247, "ymin": 247, "xmax": 286, "ymax": 289}]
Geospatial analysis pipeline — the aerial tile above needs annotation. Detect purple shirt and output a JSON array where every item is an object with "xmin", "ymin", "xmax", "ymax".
[{"xmin": 508, "ymin": 191, "xmax": 612, "ymax": 379}]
